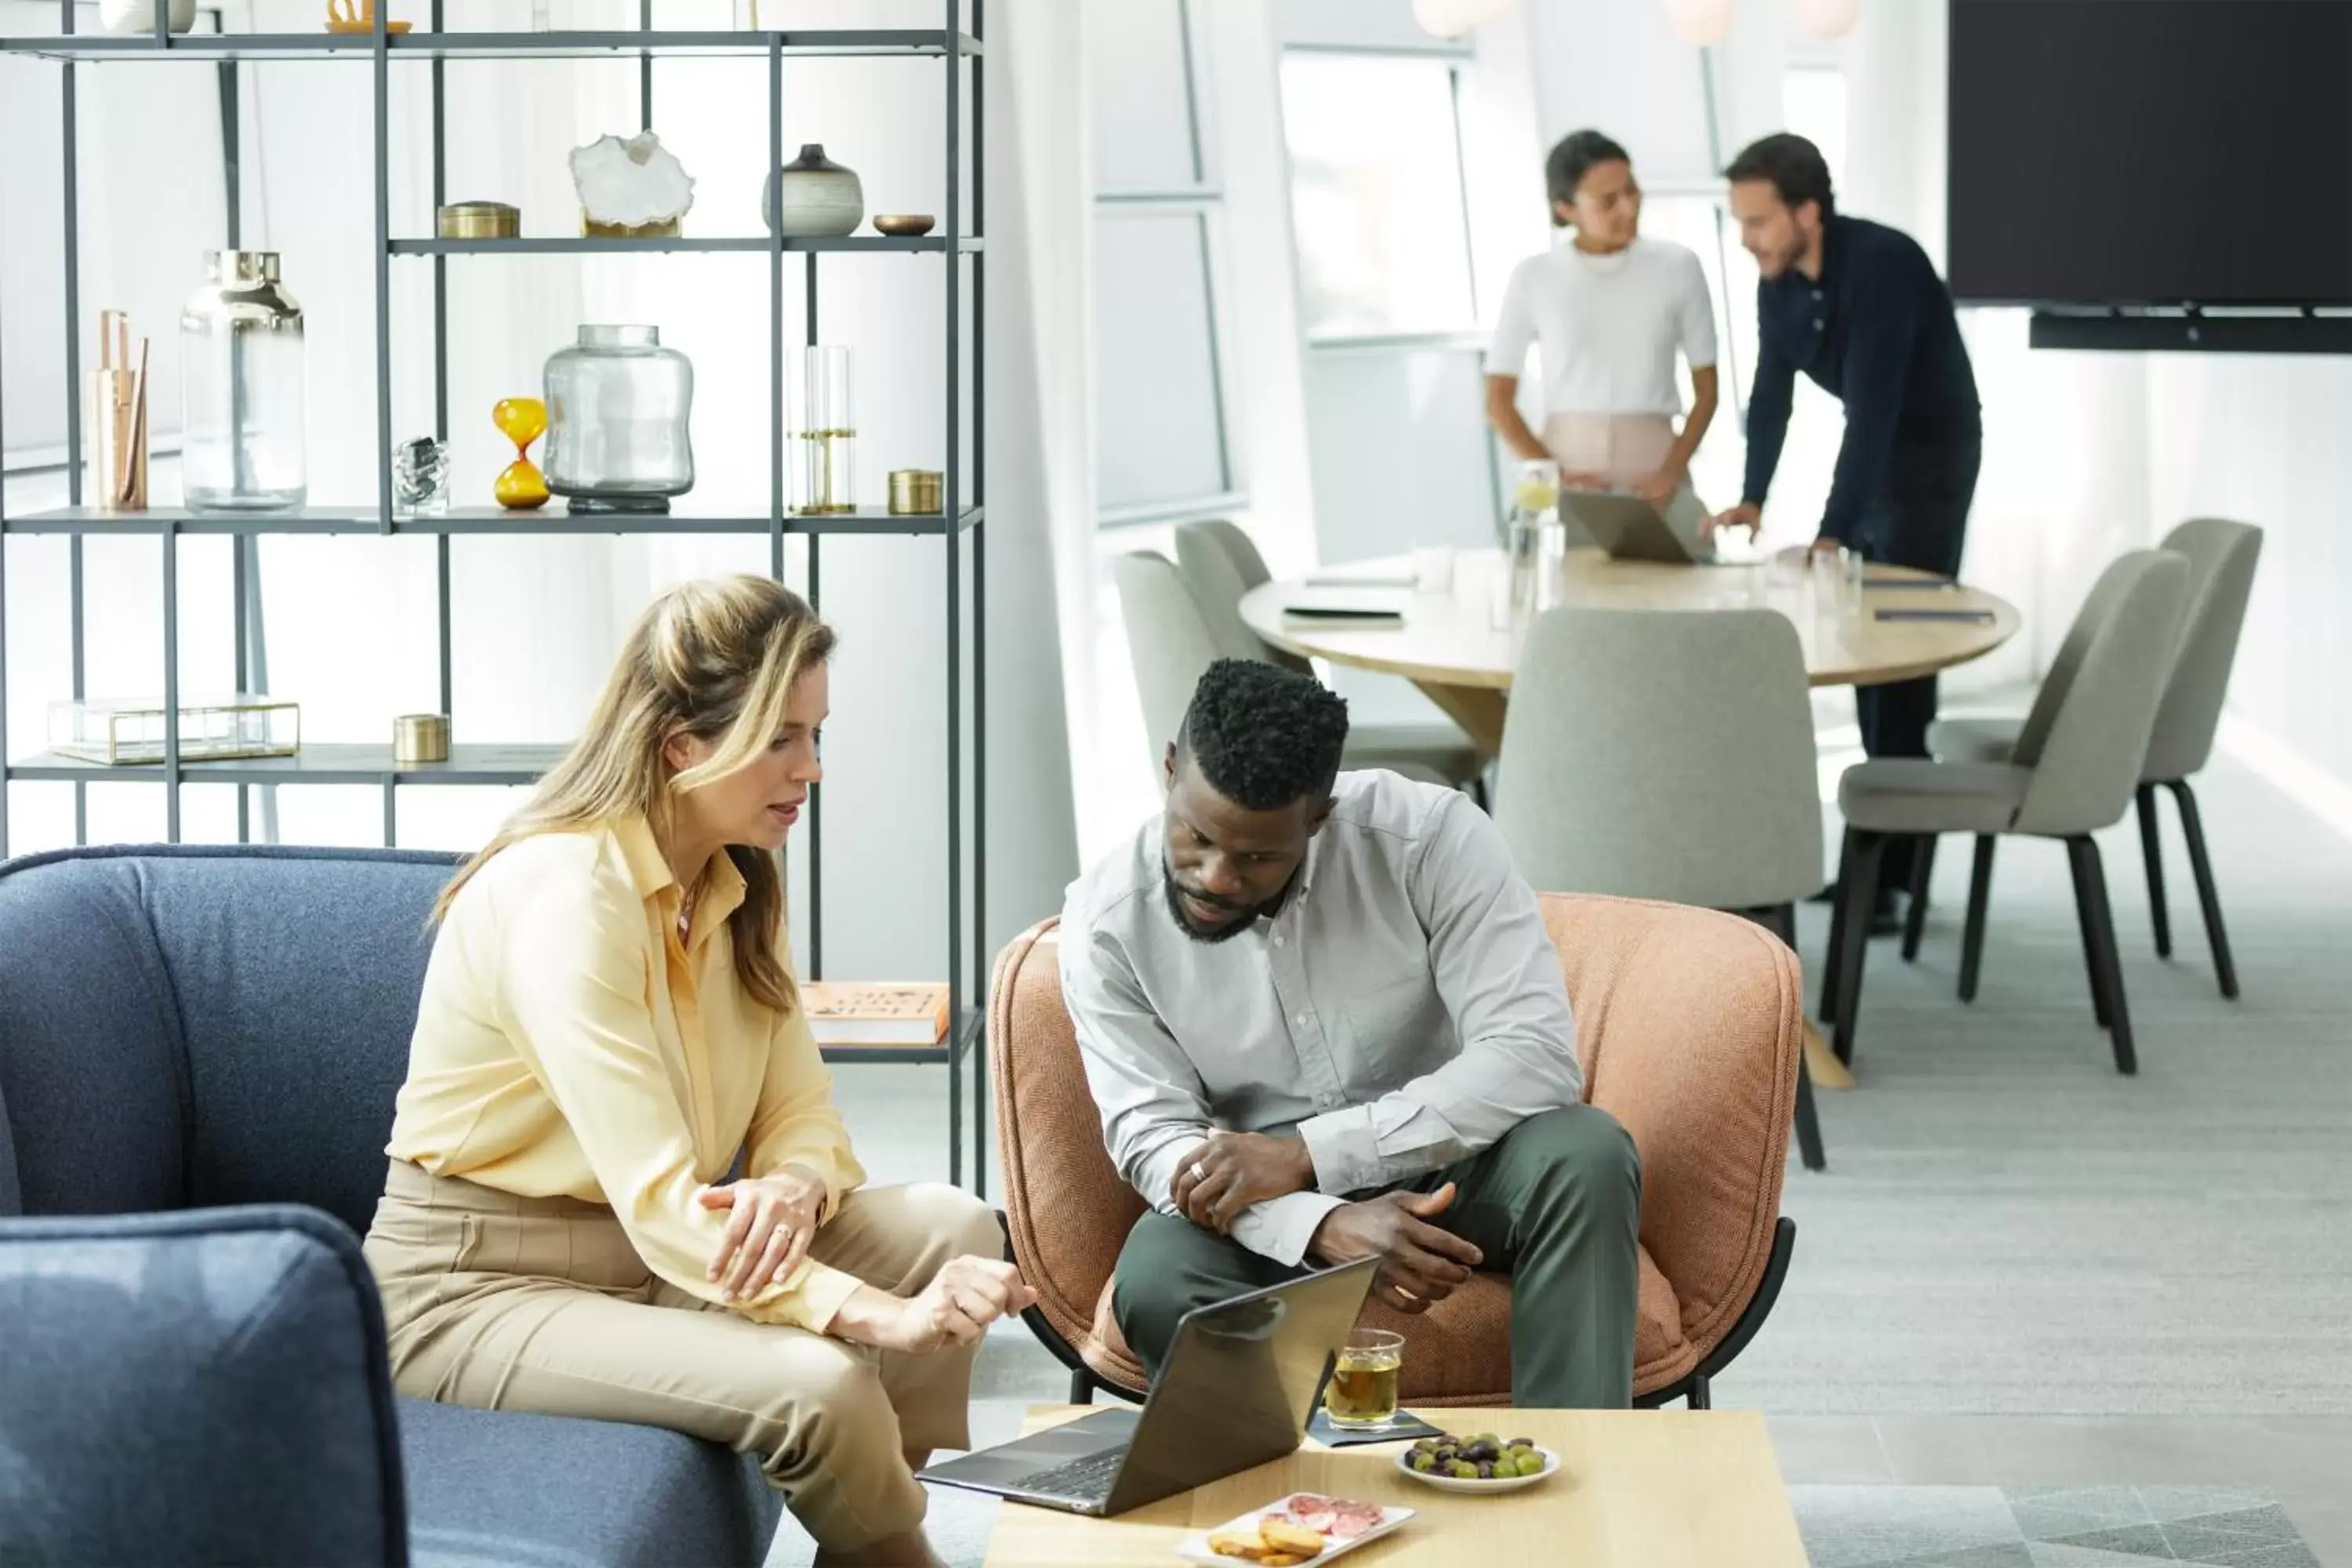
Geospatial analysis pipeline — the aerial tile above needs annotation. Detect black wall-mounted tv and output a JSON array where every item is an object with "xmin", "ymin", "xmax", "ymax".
[{"xmin": 1948, "ymin": 0, "xmax": 2352, "ymax": 307}]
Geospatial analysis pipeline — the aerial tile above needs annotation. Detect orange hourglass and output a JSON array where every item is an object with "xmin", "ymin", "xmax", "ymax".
[{"xmin": 492, "ymin": 397, "xmax": 550, "ymax": 510}]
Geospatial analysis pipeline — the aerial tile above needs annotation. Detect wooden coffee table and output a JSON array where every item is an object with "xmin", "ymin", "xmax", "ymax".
[{"xmin": 981, "ymin": 1405, "xmax": 1807, "ymax": 1566}]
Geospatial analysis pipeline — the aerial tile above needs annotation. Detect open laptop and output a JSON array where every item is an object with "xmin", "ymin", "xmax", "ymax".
[
  {"xmin": 1565, "ymin": 489, "xmax": 1724, "ymax": 565},
  {"xmin": 916, "ymin": 1256, "xmax": 1377, "ymax": 1517}
]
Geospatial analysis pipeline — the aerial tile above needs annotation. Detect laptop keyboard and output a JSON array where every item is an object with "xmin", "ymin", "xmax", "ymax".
[{"xmin": 1010, "ymin": 1447, "xmax": 1125, "ymax": 1501}]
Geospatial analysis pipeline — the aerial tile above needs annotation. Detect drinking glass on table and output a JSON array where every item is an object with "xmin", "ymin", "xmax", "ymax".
[
  {"xmin": 1324, "ymin": 1328, "xmax": 1406, "ymax": 1428},
  {"xmin": 1810, "ymin": 544, "xmax": 1862, "ymax": 624},
  {"xmin": 1491, "ymin": 518, "xmax": 1542, "ymax": 631}
]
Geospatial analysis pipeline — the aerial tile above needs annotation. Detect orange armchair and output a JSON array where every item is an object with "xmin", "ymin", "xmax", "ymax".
[{"xmin": 990, "ymin": 893, "xmax": 1802, "ymax": 1410}]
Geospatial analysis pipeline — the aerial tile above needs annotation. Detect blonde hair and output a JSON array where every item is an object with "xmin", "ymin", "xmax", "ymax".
[{"xmin": 434, "ymin": 575, "xmax": 834, "ymax": 1015}]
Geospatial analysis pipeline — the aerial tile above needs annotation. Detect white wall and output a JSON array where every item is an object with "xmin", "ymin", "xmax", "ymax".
[{"xmin": 2145, "ymin": 356, "xmax": 2352, "ymax": 825}]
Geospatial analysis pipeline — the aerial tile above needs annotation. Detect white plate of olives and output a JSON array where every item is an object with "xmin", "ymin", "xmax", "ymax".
[{"xmin": 1392, "ymin": 1432, "xmax": 1559, "ymax": 1494}]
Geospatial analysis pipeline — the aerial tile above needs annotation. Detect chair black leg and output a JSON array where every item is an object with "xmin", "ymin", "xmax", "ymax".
[
  {"xmin": 2065, "ymin": 837, "xmax": 2114, "ymax": 1029},
  {"xmin": 2071, "ymin": 836, "xmax": 2137, "ymax": 1074},
  {"xmin": 1792, "ymin": 1051, "xmax": 1825, "ymax": 1172},
  {"xmin": 1755, "ymin": 903, "xmax": 1825, "ymax": 1173},
  {"xmin": 2166, "ymin": 779, "xmax": 2240, "ymax": 1000},
  {"xmin": 1902, "ymin": 833, "xmax": 1937, "ymax": 961},
  {"xmin": 1819, "ymin": 835, "xmax": 1855, "ymax": 1024},
  {"xmin": 1688, "ymin": 1374, "xmax": 1712, "ymax": 1410},
  {"xmin": 2136, "ymin": 782, "xmax": 2172, "ymax": 959},
  {"xmin": 1830, "ymin": 832, "xmax": 1884, "ymax": 1067},
  {"xmin": 1069, "ymin": 1367, "xmax": 1096, "ymax": 1405},
  {"xmin": 1958, "ymin": 835, "xmax": 1996, "ymax": 1004}
]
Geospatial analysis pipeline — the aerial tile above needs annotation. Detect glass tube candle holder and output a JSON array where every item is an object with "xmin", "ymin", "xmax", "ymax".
[{"xmin": 792, "ymin": 346, "xmax": 856, "ymax": 514}]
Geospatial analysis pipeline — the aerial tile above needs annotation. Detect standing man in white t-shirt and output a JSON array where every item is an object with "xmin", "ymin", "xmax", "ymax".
[{"xmin": 1485, "ymin": 130, "xmax": 1720, "ymax": 512}]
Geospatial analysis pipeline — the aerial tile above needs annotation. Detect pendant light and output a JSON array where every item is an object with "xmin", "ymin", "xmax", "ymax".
[
  {"xmin": 1661, "ymin": 0, "xmax": 1736, "ymax": 47},
  {"xmin": 1793, "ymin": 0, "xmax": 1860, "ymax": 40}
]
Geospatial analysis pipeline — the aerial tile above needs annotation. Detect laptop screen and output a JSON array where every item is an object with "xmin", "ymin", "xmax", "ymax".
[{"xmin": 1111, "ymin": 1259, "xmax": 1376, "ymax": 1507}]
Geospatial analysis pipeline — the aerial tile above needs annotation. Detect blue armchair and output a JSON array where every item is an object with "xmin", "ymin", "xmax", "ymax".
[{"xmin": 0, "ymin": 844, "xmax": 783, "ymax": 1568}]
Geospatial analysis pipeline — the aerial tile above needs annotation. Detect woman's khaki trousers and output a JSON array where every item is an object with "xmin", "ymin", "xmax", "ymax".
[{"xmin": 363, "ymin": 1159, "xmax": 1001, "ymax": 1553}]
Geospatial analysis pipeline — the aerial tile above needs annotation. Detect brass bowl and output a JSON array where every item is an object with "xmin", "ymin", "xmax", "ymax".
[{"xmin": 873, "ymin": 213, "xmax": 938, "ymax": 237}]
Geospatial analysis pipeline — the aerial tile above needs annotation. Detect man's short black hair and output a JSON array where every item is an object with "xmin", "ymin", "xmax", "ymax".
[
  {"xmin": 1725, "ymin": 132, "xmax": 1836, "ymax": 221},
  {"xmin": 1544, "ymin": 129, "xmax": 1632, "ymax": 227},
  {"xmin": 1177, "ymin": 659, "xmax": 1349, "ymax": 811}
]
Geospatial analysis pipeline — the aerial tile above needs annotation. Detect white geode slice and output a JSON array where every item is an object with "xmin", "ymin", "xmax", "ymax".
[{"xmin": 569, "ymin": 132, "xmax": 696, "ymax": 229}]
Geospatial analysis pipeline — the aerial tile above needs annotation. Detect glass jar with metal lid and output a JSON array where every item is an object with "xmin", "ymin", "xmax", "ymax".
[{"xmin": 180, "ymin": 250, "xmax": 307, "ymax": 513}]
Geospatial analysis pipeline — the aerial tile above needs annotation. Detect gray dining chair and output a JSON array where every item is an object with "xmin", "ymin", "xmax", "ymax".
[
  {"xmin": 1495, "ymin": 606, "xmax": 1826, "ymax": 1170},
  {"xmin": 1112, "ymin": 550, "xmax": 1456, "ymax": 789},
  {"xmin": 1171, "ymin": 519, "xmax": 1486, "ymax": 793},
  {"xmin": 1824, "ymin": 550, "xmax": 2191, "ymax": 1074},
  {"xmin": 1112, "ymin": 551, "xmax": 1229, "ymax": 765},
  {"xmin": 1919, "ymin": 519, "xmax": 2262, "ymax": 999}
]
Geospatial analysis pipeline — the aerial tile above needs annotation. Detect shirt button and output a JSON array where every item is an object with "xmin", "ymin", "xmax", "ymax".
[
  {"xmin": 1813, "ymin": 318, "xmax": 1824, "ymax": 330},
  {"xmin": 1273, "ymin": 933, "xmax": 1286, "ymax": 948},
  {"xmin": 1294, "ymin": 1011, "xmax": 1310, "ymax": 1028},
  {"xmin": 1812, "ymin": 289, "xmax": 1823, "ymax": 301}
]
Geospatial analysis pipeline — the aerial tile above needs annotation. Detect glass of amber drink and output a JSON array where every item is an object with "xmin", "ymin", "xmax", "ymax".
[{"xmin": 1324, "ymin": 1328, "xmax": 1405, "ymax": 1428}]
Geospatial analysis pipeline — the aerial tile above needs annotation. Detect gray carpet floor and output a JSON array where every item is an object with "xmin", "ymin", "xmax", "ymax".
[
  {"xmin": 769, "ymin": 728, "xmax": 2352, "ymax": 1565},
  {"xmin": 1737, "ymin": 741, "xmax": 2352, "ymax": 1417},
  {"xmin": 1791, "ymin": 1484, "xmax": 2317, "ymax": 1567}
]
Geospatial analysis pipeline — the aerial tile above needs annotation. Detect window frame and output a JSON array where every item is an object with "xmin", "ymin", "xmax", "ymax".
[
  {"xmin": 1091, "ymin": 0, "xmax": 1250, "ymax": 531},
  {"xmin": 1276, "ymin": 28, "xmax": 1499, "ymax": 533},
  {"xmin": 1277, "ymin": 42, "xmax": 1484, "ymax": 347}
]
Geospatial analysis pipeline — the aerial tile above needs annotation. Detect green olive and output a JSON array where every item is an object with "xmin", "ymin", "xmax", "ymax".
[{"xmin": 1449, "ymin": 1461, "xmax": 1479, "ymax": 1479}]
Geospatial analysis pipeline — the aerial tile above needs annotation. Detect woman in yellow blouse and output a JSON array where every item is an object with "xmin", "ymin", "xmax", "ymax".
[{"xmin": 364, "ymin": 575, "xmax": 1030, "ymax": 1568}]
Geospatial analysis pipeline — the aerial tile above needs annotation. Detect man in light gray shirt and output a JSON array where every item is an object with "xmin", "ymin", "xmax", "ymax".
[{"xmin": 1060, "ymin": 659, "xmax": 1641, "ymax": 1408}]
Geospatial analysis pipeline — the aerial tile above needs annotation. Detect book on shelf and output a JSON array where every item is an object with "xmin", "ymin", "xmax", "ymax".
[{"xmin": 799, "ymin": 982, "xmax": 950, "ymax": 1047}]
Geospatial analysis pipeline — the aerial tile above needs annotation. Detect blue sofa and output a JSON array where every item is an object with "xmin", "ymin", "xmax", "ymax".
[{"xmin": 0, "ymin": 844, "xmax": 783, "ymax": 1567}]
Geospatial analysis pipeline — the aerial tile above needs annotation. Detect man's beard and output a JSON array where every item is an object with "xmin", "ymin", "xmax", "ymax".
[{"xmin": 1161, "ymin": 864, "xmax": 1258, "ymax": 945}]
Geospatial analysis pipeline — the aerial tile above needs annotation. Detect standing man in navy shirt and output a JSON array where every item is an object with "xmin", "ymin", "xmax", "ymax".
[{"xmin": 1709, "ymin": 132, "xmax": 1981, "ymax": 927}]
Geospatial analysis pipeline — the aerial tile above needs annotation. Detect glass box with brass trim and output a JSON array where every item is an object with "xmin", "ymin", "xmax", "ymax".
[{"xmin": 49, "ymin": 695, "xmax": 301, "ymax": 766}]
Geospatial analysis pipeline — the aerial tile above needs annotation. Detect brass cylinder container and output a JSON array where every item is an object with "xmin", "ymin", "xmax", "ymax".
[
  {"xmin": 437, "ymin": 202, "xmax": 521, "ymax": 240},
  {"xmin": 888, "ymin": 469, "xmax": 944, "ymax": 515},
  {"xmin": 393, "ymin": 713, "xmax": 451, "ymax": 764}
]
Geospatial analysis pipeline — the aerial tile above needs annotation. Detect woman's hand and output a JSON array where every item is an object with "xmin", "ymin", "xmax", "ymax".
[
  {"xmin": 698, "ymin": 1163, "xmax": 828, "ymax": 1301},
  {"xmin": 862, "ymin": 1257, "xmax": 1039, "ymax": 1354},
  {"xmin": 1630, "ymin": 462, "xmax": 1686, "ymax": 508}
]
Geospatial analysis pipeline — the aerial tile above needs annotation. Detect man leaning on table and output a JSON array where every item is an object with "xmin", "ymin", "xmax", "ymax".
[
  {"xmin": 1059, "ymin": 658, "xmax": 1642, "ymax": 1409},
  {"xmin": 1708, "ymin": 132, "xmax": 1983, "ymax": 924}
]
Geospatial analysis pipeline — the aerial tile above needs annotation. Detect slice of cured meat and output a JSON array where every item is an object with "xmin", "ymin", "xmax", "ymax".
[{"xmin": 1266, "ymin": 1494, "xmax": 1383, "ymax": 1541}]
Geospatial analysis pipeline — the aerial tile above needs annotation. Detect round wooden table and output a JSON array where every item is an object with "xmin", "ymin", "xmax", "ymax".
[{"xmin": 1240, "ymin": 546, "xmax": 2020, "ymax": 757}]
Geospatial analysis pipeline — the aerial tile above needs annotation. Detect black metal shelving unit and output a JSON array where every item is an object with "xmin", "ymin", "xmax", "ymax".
[{"xmin": 0, "ymin": 2, "xmax": 991, "ymax": 1189}]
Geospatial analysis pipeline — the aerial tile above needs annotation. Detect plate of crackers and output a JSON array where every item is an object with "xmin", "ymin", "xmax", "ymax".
[{"xmin": 1174, "ymin": 1491, "xmax": 1412, "ymax": 1565}]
